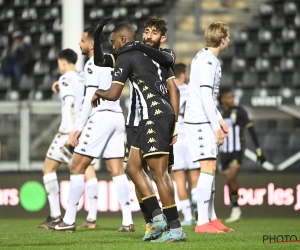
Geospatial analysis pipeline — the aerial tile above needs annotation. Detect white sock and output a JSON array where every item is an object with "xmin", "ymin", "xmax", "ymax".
[
  {"xmin": 63, "ymin": 174, "xmax": 84, "ymax": 225},
  {"xmin": 208, "ymin": 176, "xmax": 217, "ymax": 221},
  {"xmin": 86, "ymin": 178, "xmax": 98, "ymax": 222},
  {"xmin": 191, "ymin": 188, "xmax": 197, "ymax": 202},
  {"xmin": 196, "ymin": 172, "xmax": 214, "ymax": 225},
  {"xmin": 43, "ymin": 173, "xmax": 61, "ymax": 218},
  {"xmin": 112, "ymin": 174, "xmax": 133, "ymax": 226},
  {"xmin": 180, "ymin": 199, "xmax": 193, "ymax": 221}
]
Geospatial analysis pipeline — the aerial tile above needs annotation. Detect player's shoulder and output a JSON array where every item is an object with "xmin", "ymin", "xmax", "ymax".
[
  {"xmin": 236, "ymin": 105, "xmax": 247, "ymax": 114},
  {"xmin": 59, "ymin": 72, "xmax": 72, "ymax": 85},
  {"xmin": 159, "ymin": 48, "xmax": 176, "ymax": 56},
  {"xmin": 194, "ymin": 48, "xmax": 217, "ymax": 66}
]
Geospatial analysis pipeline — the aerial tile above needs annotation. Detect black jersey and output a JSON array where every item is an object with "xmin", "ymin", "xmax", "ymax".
[
  {"xmin": 219, "ymin": 106, "xmax": 253, "ymax": 153},
  {"xmin": 112, "ymin": 50, "xmax": 174, "ymax": 121}
]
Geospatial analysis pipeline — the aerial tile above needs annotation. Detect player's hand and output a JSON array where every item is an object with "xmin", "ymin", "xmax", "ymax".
[
  {"xmin": 170, "ymin": 135, "xmax": 178, "ymax": 145},
  {"xmin": 72, "ymin": 130, "xmax": 82, "ymax": 147},
  {"xmin": 94, "ymin": 16, "xmax": 112, "ymax": 35},
  {"xmin": 256, "ymin": 148, "xmax": 266, "ymax": 165},
  {"xmin": 118, "ymin": 41, "xmax": 141, "ymax": 56},
  {"xmin": 91, "ymin": 92, "xmax": 101, "ymax": 108},
  {"xmin": 219, "ymin": 119, "xmax": 229, "ymax": 138},
  {"xmin": 214, "ymin": 129, "xmax": 224, "ymax": 146},
  {"xmin": 68, "ymin": 131, "xmax": 75, "ymax": 145},
  {"xmin": 51, "ymin": 80, "xmax": 59, "ymax": 93}
]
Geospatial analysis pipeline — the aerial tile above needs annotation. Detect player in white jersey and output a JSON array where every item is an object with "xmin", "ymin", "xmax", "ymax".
[
  {"xmin": 184, "ymin": 22, "xmax": 233, "ymax": 233},
  {"xmin": 50, "ymin": 27, "xmax": 133, "ymax": 233},
  {"xmin": 38, "ymin": 49, "xmax": 87, "ymax": 228},
  {"xmin": 171, "ymin": 63, "xmax": 200, "ymax": 226}
]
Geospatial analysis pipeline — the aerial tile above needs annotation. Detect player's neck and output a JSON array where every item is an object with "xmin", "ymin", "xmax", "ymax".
[
  {"xmin": 64, "ymin": 65, "xmax": 76, "ymax": 73},
  {"xmin": 88, "ymin": 51, "xmax": 94, "ymax": 58},
  {"xmin": 207, "ymin": 47, "xmax": 221, "ymax": 58},
  {"xmin": 176, "ymin": 81, "xmax": 184, "ymax": 86}
]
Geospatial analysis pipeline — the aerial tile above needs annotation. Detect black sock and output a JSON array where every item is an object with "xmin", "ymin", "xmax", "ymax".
[
  {"xmin": 142, "ymin": 195, "xmax": 161, "ymax": 218},
  {"xmin": 139, "ymin": 202, "xmax": 152, "ymax": 224},
  {"xmin": 230, "ymin": 191, "xmax": 239, "ymax": 207},
  {"xmin": 162, "ymin": 205, "xmax": 180, "ymax": 229}
]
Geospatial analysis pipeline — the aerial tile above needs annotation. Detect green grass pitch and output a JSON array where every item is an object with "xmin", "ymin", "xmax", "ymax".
[{"xmin": 0, "ymin": 218, "xmax": 299, "ymax": 250}]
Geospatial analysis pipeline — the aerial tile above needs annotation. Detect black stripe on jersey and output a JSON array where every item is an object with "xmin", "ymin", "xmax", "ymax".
[
  {"xmin": 184, "ymin": 122, "xmax": 210, "ymax": 125},
  {"xmin": 128, "ymin": 88, "xmax": 137, "ymax": 126},
  {"xmin": 86, "ymin": 85, "xmax": 98, "ymax": 88},
  {"xmin": 200, "ymin": 85, "xmax": 213, "ymax": 89},
  {"xmin": 62, "ymin": 95, "xmax": 75, "ymax": 100},
  {"xmin": 193, "ymin": 157, "xmax": 216, "ymax": 162}
]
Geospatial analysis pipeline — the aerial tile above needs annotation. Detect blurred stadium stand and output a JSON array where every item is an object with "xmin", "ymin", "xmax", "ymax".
[{"xmin": 0, "ymin": 0, "xmax": 299, "ymax": 172}]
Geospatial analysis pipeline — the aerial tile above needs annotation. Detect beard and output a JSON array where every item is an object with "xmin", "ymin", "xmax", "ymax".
[{"xmin": 143, "ymin": 38, "xmax": 161, "ymax": 49}]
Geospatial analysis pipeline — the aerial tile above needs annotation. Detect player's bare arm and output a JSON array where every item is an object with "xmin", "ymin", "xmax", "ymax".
[
  {"xmin": 91, "ymin": 83, "xmax": 124, "ymax": 107},
  {"xmin": 52, "ymin": 80, "xmax": 59, "ymax": 93}
]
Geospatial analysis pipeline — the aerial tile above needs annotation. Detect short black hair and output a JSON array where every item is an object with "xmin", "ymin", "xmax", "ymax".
[
  {"xmin": 58, "ymin": 49, "xmax": 77, "ymax": 64},
  {"xmin": 174, "ymin": 63, "xmax": 186, "ymax": 78},
  {"xmin": 144, "ymin": 16, "xmax": 168, "ymax": 36},
  {"xmin": 83, "ymin": 27, "xmax": 95, "ymax": 40},
  {"xmin": 112, "ymin": 23, "xmax": 136, "ymax": 34},
  {"xmin": 218, "ymin": 87, "xmax": 233, "ymax": 104}
]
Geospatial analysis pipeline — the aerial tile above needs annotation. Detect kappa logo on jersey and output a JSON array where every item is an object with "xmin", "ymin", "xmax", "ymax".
[
  {"xmin": 62, "ymin": 82, "xmax": 68, "ymax": 86},
  {"xmin": 87, "ymin": 68, "xmax": 93, "ymax": 74},
  {"xmin": 148, "ymin": 137, "xmax": 157, "ymax": 143},
  {"xmin": 148, "ymin": 146, "xmax": 158, "ymax": 152},
  {"xmin": 154, "ymin": 109, "xmax": 163, "ymax": 115},
  {"xmin": 198, "ymin": 136, "xmax": 203, "ymax": 140},
  {"xmin": 146, "ymin": 120, "xmax": 154, "ymax": 126},
  {"xmin": 146, "ymin": 128, "xmax": 156, "ymax": 134},
  {"xmin": 114, "ymin": 68, "xmax": 123, "ymax": 76},
  {"xmin": 142, "ymin": 86, "xmax": 149, "ymax": 92},
  {"xmin": 126, "ymin": 148, "xmax": 129, "ymax": 153},
  {"xmin": 200, "ymin": 144, "xmax": 204, "ymax": 148},
  {"xmin": 207, "ymin": 61, "xmax": 212, "ymax": 65},
  {"xmin": 151, "ymin": 101, "xmax": 160, "ymax": 107},
  {"xmin": 138, "ymin": 79, "xmax": 144, "ymax": 85},
  {"xmin": 147, "ymin": 93, "xmax": 155, "ymax": 99}
]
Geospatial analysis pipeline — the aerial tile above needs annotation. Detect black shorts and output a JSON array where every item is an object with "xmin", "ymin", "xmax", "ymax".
[
  {"xmin": 124, "ymin": 126, "xmax": 138, "ymax": 163},
  {"xmin": 132, "ymin": 115, "xmax": 175, "ymax": 158},
  {"xmin": 220, "ymin": 151, "xmax": 244, "ymax": 171}
]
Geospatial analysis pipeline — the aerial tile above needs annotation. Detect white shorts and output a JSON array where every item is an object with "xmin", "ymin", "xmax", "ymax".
[
  {"xmin": 184, "ymin": 122, "xmax": 218, "ymax": 162},
  {"xmin": 74, "ymin": 111, "xmax": 125, "ymax": 159},
  {"xmin": 46, "ymin": 133, "xmax": 73, "ymax": 164},
  {"xmin": 173, "ymin": 132, "xmax": 200, "ymax": 171}
]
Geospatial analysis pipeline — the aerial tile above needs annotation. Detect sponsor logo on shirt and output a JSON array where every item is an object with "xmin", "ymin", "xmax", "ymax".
[
  {"xmin": 207, "ymin": 61, "xmax": 212, "ymax": 65},
  {"xmin": 87, "ymin": 68, "xmax": 93, "ymax": 74},
  {"xmin": 62, "ymin": 82, "xmax": 68, "ymax": 86},
  {"xmin": 114, "ymin": 68, "xmax": 123, "ymax": 76}
]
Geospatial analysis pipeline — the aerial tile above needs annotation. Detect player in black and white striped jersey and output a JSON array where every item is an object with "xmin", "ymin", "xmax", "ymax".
[{"xmin": 218, "ymin": 87, "xmax": 266, "ymax": 223}]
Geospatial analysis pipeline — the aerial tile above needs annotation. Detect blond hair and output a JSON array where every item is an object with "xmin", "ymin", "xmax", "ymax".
[{"xmin": 205, "ymin": 22, "xmax": 229, "ymax": 48}]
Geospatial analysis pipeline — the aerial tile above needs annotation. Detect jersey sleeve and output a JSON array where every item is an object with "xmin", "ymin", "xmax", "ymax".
[
  {"xmin": 239, "ymin": 106, "xmax": 252, "ymax": 128},
  {"xmin": 59, "ymin": 76, "xmax": 75, "ymax": 100},
  {"xmin": 111, "ymin": 53, "xmax": 133, "ymax": 85},
  {"xmin": 166, "ymin": 68, "xmax": 175, "ymax": 82},
  {"xmin": 198, "ymin": 60, "xmax": 220, "ymax": 130}
]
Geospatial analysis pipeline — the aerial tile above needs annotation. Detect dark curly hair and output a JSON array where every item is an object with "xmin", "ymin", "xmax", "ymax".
[
  {"xmin": 218, "ymin": 87, "xmax": 233, "ymax": 105},
  {"xmin": 144, "ymin": 16, "xmax": 168, "ymax": 36}
]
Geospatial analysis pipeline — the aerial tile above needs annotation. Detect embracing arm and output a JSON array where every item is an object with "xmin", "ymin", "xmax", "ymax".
[
  {"xmin": 64, "ymin": 96, "xmax": 75, "ymax": 132},
  {"xmin": 91, "ymin": 83, "xmax": 124, "ymax": 107},
  {"xmin": 166, "ymin": 78, "xmax": 179, "ymax": 122}
]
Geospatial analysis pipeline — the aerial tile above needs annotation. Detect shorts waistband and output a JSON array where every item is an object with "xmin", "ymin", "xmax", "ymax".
[{"xmin": 184, "ymin": 122, "xmax": 210, "ymax": 125}]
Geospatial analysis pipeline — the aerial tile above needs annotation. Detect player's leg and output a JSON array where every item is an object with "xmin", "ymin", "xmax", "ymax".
[
  {"xmin": 188, "ymin": 168, "xmax": 200, "ymax": 222},
  {"xmin": 77, "ymin": 163, "xmax": 98, "ymax": 229},
  {"xmin": 224, "ymin": 159, "xmax": 241, "ymax": 223},
  {"xmin": 40, "ymin": 133, "xmax": 71, "ymax": 228}
]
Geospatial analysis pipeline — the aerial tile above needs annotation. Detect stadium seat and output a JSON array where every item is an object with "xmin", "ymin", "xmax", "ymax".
[
  {"xmin": 39, "ymin": 32, "xmax": 55, "ymax": 46},
  {"xmin": 247, "ymin": 15, "xmax": 261, "ymax": 31},
  {"xmin": 259, "ymin": 2, "xmax": 274, "ymax": 16},
  {"xmin": 84, "ymin": 0, "xmax": 95, "ymax": 6},
  {"xmin": 0, "ymin": 74, "xmax": 12, "ymax": 100},
  {"xmin": 231, "ymin": 57, "xmax": 246, "ymax": 73},
  {"xmin": 143, "ymin": 0, "xmax": 163, "ymax": 6},
  {"xmin": 44, "ymin": 6, "xmax": 60, "ymax": 20},
  {"xmin": 292, "ymin": 71, "xmax": 300, "ymax": 88},
  {"xmin": 112, "ymin": 6, "xmax": 128, "ymax": 20},
  {"xmin": 14, "ymin": 0, "xmax": 29, "ymax": 6},
  {"xmin": 47, "ymin": 46, "xmax": 60, "ymax": 61},
  {"xmin": 103, "ymin": 21, "xmax": 116, "ymax": 34},
  {"xmin": 120, "ymin": 0, "xmax": 140, "ymax": 6},
  {"xmin": 19, "ymin": 74, "xmax": 35, "ymax": 100},
  {"xmin": 0, "ymin": 35, "xmax": 8, "ymax": 48},
  {"xmin": 266, "ymin": 70, "xmax": 283, "ymax": 89},
  {"xmin": 276, "ymin": 119, "xmax": 295, "ymax": 134},
  {"xmin": 245, "ymin": 42, "xmax": 260, "ymax": 59},
  {"xmin": 33, "ymin": 60, "xmax": 50, "ymax": 76},
  {"xmin": 52, "ymin": 17, "xmax": 61, "ymax": 32},
  {"xmin": 233, "ymin": 30, "xmax": 248, "ymax": 44},
  {"xmin": 292, "ymin": 41, "xmax": 300, "ymax": 57},
  {"xmin": 241, "ymin": 71, "xmax": 258, "ymax": 89},
  {"xmin": 134, "ymin": 6, "xmax": 150, "ymax": 20},
  {"xmin": 23, "ymin": 34, "xmax": 32, "ymax": 45},
  {"xmin": 220, "ymin": 73, "xmax": 233, "ymax": 88},
  {"xmin": 268, "ymin": 41, "xmax": 284, "ymax": 58},
  {"xmin": 280, "ymin": 57, "xmax": 295, "ymax": 72},
  {"xmin": 283, "ymin": 1, "xmax": 298, "ymax": 16},
  {"xmin": 40, "ymin": 74, "xmax": 57, "ymax": 100},
  {"xmin": 100, "ymin": 0, "xmax": 119, "ymax": 7},
  {"xmin": 7, "ymin": 20, "xmax": 21, "ymax": 33},
  {"xmin": 295, "ymin": 13, "xmax": 300, "ymax": 28},
  {"xmin": 258, "ymin": 29, "xmax": 272, "ymax": 44},
  {"xmin": 255, "ymin": 57, "xmax": 270, "ymax": 73},
  {"xmin": 220, "ymin": 44, "xmax": 235, "ymax": 59},
  {"xmin": 282, "ymin": 27, "xmax": 296, "ymax": 43},
  {"xmin": 89, "ymin": 8, "xmax": 105, "ymax": 20},
  {"xmin": 270, "ymin": 14, "xmax": 285, "ymax": 30},
  {"xmin": 288, "ymin": 131, "xmax": 300, "ymax": 155},
  {"xmin": 21, "ymin": 7, "xmax": 38, "ymax": 20}
]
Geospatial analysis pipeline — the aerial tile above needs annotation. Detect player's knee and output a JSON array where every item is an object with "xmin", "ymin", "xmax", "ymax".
[{"xmin": 43, "ymin": 164, "xmax": 57, "ymax": 174}]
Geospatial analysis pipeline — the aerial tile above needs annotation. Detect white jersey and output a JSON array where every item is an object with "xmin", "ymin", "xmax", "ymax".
[
  {"xmin": 76, "ymin": 56, "xmax": 122, "ymax": 131},
  {"xmin": 58, "ymin": 70, "xmax": 85, "ymax": 133},
  {"xmin": 184, "ymin": 48, "xmax": 222, "ymax": 131},
  {"xmin": 177, "ymin": 83, "xmax": 189, "ymax": 134},
  {"xmin": 126, "ymin": 82, "xmax": 141, "ymax": 127}
]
